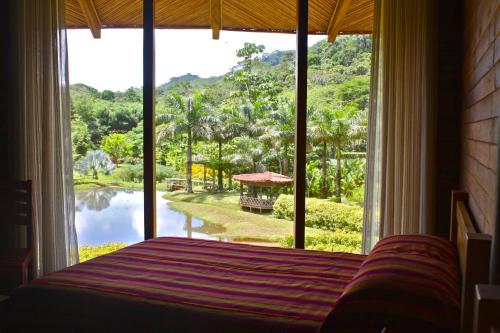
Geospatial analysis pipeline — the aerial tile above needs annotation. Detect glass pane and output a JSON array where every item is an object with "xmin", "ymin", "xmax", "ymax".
[
  {"xmin": 304, "ymin": 35, "xmax": 372, "ymax": 253},
  {"xmin": 154, "ymin": 31, "xmax": 320, "ymax": 248},
  {"xmin": 69, "ymin": 9, "xmax": 144, "ymax": 261}
]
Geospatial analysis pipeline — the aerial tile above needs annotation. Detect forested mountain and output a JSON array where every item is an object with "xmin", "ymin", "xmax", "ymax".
[{"xmin": 71, "ymin": 35, "xmax": 372, "ymax": 201}]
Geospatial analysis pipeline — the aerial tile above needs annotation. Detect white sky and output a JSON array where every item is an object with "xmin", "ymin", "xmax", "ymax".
[{"xmin": 67, "ymin": 29, "xmax": 325, "ymax": 91}]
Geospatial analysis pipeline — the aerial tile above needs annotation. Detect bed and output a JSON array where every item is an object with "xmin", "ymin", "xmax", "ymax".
[{"xmin": 3, "ymin": 191, "xmax": 491, "ymax": 333}]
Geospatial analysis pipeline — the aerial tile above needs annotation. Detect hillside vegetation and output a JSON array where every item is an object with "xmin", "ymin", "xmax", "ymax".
[{"xmin": 71, "ymin": 35, "xmax": 371, "ymax": 202}]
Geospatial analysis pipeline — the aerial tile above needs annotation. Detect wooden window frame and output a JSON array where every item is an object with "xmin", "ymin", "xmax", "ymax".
[{"xmin": 142, "ymin": 0, "xmax": 308, "ymax": 248}]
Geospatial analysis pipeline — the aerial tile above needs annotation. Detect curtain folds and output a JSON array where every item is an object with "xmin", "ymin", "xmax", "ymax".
[
  {"xmin": 362, "ymin": 0, "xmax": 437, "ymax": 253},
  {"xmin": 10, "ymin": 0, "xmax": 79, "ymax": 276}
]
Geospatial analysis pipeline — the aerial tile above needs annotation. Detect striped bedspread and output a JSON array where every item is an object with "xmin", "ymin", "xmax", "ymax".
[{"xmin": 32, "ymin": 237, "xmax": 365, "ymax": 331}]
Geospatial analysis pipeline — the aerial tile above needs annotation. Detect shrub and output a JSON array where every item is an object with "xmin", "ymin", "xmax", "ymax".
[
  {"xmin": 114, "ymin": 164, "xmax": 177, "ymax": 183},
  {"xmin": 347, "ymin": 186, "xmax": 365, "ymax": 203},
  {"xmin": 273, "ymin": 194, "xmax": 363, "ymax": 233},
  {"xmin": 280, "ymin": 231, "xmax": 362, "ymax": 253},
  {"xmin": 114, "ymin": 164, "xmax": 143, "ymax": 182},
  {"xmin": 79, "ymin": 242, "xmax": 127, "ymax": 262},
  {"xmin": 156, "ymin": 164, "xmax": 177, "ymax": 182}
]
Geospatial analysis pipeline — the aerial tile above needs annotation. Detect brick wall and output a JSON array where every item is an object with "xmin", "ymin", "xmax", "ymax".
[{"xmin": 461, "ymin": 0, "xmax": 500, "ymax": 235}]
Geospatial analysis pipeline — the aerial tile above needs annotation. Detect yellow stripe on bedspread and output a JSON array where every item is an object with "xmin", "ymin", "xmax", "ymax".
[{"xmin": 33, "ymin": 237, "xmax": 365, "ymax": 327}]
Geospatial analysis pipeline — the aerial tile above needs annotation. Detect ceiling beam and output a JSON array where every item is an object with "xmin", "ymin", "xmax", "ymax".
[
  {"xmin": 326, "ymin": 0, "xmax": 352, "ymax": 43},
  {"xmin": 210, "ymin": 0, "xmax": 222, "ymax": 40},
  {"xmin": 77, "ymin": 0, "xmax": 102, "ymax": 39}
]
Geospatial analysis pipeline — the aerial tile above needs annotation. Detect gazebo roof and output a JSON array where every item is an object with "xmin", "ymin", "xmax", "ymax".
[
  {"xmin": 66, "ymin": 0, "xmax": 373, "ymax": 41},
  {"xmin": 234, "ymin": 171, "xmax": 293, "ymax": 186}
]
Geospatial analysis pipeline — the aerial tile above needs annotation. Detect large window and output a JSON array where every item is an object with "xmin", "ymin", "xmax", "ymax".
[{"xmin": 69, "ymin": 25, "xmax": 370, "ymax": 260}]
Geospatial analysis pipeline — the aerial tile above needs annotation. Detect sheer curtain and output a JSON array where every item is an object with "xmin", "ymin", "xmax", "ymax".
[
  {"xmin": 9, "ymin": 0, "xmax": 79, "ymax": 275},
  {"xmin": 362, "ymin": 0, "xmax": 437, "ymax": 253}
]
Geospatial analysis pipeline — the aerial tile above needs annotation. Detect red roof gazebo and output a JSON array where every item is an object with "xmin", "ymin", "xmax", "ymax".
[{"xmin": 233, "ymin": 172, "xmax": 293, "ymax": 212}]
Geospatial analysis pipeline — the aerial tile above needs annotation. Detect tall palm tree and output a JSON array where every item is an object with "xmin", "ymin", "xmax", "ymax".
[
  {"xmin": 157, "ymin": 92, "xmax": 208, "ymax": 193},
  {"xmin": 261, "ymin": 100, "xmax": 295, "ymax": 175},
  {"xmin": 231, "ymin": 137, "xmax": 264, "ymax": 173},
  {"xmin": 204, "ymin": 107, "xmax": 243, "ymax": 191},
  {"xmin": 309, "ymin": 107, "xmax": 352, "ymax": 202}
]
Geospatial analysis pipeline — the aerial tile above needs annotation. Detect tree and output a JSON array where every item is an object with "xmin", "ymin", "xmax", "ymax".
[
  {"xmin": 236, "ymin": 43, "xmax": 265, "ymax": 72},
  {"xmin": 204, "ymin": 106, "xmax": 242, "ymax": 191},
  {"xmin": 101, "ymin": 90, "xmax": 115, "ymax": 101},
  {"xmin": 75, "ymin": 150, "xmax": 116, "ymax": 180},
  {"xmin": 231, "ymin": 137, "xmax": 264, "ymax": 173},
  {"xmin": 261, "ymin": 99, "xmax": 295, "ymax": 175},
  {"xmin": 157, "ymin": 92, "xmax": 208, "ymax": 193},
  {"xmin": 309, "ymin": 107, "xmax": 352, "ymax": 201},
  {"xmin": 71, "ymin": 116, "xmax": 92, "ymax": 157},
  {"xmin": 101, "ymin": 133, "xmax": 130, "ymax": 163}
]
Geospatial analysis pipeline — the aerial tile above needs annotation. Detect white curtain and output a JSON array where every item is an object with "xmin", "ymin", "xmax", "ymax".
[
  {"xmin": 9, "ymin": 0, "xmax": 79, "ymax": 275},
  {"xmin": 362, "ymin": 0, "xmax": 437, "ymax": 253}
]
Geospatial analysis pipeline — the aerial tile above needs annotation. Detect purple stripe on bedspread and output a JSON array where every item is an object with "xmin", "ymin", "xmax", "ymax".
[{"xmin": 33, "ymin": 237, "xmax": 365, "ymax": 329}]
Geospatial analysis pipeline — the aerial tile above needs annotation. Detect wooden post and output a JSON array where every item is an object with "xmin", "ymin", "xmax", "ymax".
[
  {"xmin": 491, "ymin": 137, "xmax": 500, "ymax": 285},
  {"xmin": 143, "ymin": 0, "xmax": 156, "ymax": 240},
  {"xmin": 294, "ymin": 0, "xmax": 307, "ymax": 249}
]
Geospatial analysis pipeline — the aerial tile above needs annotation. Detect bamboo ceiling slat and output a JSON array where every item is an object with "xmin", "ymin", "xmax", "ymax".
[{"xmin": 66, "ymin": 0, "xmax": 373, "ymax": 35}]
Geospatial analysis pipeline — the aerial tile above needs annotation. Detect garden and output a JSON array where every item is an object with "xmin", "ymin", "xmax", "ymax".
[{"xmin": 72, "ymin": 36, "xmax": 371, "ymax": 260}]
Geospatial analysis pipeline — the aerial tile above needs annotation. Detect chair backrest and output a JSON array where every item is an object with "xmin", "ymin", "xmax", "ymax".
[{"xmin": 0, "ymin": 180, "xmax": 33, "ymax": 250}]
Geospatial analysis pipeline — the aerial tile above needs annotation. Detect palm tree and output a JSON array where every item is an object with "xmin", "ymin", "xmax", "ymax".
[
  {"xmin": 157, "ymin": 92, "xmax": 208, "ymax": 193},
  {"xmin": 75, "ymin": 150, "xmax": 115, "ymax": 180},
  {"xmin": 204, "ymin": 107, "xmax": 243, "ymax": 191},
  {"xmin": 309, "ymin": 107, "xmax": 352, "ymax": 202},
  {"xmin": 231, "ymin": 137, "xmax": 264, "ymax": 173},
  {"xmin": 261, "ymin": 100, "xmax": 295, "ymax": 175}
]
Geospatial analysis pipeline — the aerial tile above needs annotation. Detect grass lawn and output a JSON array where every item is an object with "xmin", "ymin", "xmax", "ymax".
[{"xmin": 164, "ymin": 190, "xmax": 328, "ymax": 246}]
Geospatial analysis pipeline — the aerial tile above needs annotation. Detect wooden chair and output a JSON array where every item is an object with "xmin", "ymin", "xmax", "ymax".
[{"xmin": 0, "ymin": 180, "xmax": 34, "ymax": 288}]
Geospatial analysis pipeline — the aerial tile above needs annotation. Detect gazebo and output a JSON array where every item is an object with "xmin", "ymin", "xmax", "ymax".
[{"xmin": 233, "ymin": 172, "xmax": 293, "ymax": 212}]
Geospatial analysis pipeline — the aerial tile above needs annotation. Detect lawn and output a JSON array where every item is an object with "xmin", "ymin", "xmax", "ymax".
[{"xmin": 164, "ymin": 190, "xmax": 330, "ymax": 246}]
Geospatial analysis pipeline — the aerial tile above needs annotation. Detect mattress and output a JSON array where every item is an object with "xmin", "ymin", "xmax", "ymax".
[{"xmin": 6, "ymin": 237, "xmax": 366, "ymax": 333}]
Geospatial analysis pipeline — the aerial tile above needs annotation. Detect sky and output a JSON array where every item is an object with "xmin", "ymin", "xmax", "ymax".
[{"xmin": 67, "ymin": 29, "xmax": 325, "ymax": 92}]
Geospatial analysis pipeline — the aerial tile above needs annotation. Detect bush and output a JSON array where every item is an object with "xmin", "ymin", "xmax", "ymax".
[
  {"xmin": 114, "ymin": 164, "xmax": 177, "ymax": 183},
  {"xmin": 114, "ymin": 164, "xmax": 144, "ymax": 182},
  {"xmin": 347, "ymin": 186, "xmax": 365, "ymax": 203},
  {"xmin": 280, "ymin": 231, "xmax": 362, "ymax": 253},
  {"xmin": 273, "ymin": 194, "xmax": 363, "ymax": 233},
  {"xmin": 156, "ymin": 164, "xmax": 177, "ymax": 182},
  {"xmin": 79, "ymin": 242, "xmax": 127, "ymax": 262}
]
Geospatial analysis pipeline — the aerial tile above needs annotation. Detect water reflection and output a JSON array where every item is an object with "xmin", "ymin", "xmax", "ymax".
[
  {"xmin": 75, "ymin": 189, "xmax": 225, "ymax": 246},
  {"xmin": 75, "ymin": 188, "xmax": 117, "ymax": 212}
]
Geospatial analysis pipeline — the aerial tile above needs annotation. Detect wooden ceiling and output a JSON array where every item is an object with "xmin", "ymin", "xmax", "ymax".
[{"xmin": 67, "ymin": 0, "xmax": 373, "ymax": 41}]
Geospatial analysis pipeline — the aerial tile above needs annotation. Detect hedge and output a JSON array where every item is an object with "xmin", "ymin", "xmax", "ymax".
[
  {"xmin": 114, "ymin": 164, "xmax": 176, "ymax": 183},
  {"xmin": 280, "ymin": 231, "xmax": 362, "ymax": 253},
  {"xmin": 273, "ymin": 194, "xmax": 363, "ymax": 233}
]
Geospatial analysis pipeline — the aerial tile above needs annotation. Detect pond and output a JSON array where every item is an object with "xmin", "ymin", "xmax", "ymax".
[{"xmin": 75, "ymin": 188, "xmax": 227, "ymax": 246}]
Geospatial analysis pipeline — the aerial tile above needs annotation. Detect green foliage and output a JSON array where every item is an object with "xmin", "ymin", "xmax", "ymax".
[
  {"xmin": 280, "ymin": 231, "xmax": 361, "ymax": 253},
  {"xmin": 79, "ymin": 243, "xmax": 127, "ymax": 262},
  {"xmin": 347, "ymin": 185, "xmax": 365, "ymax": 203},
  {"xmin": 273, "ymin": 194, "xmax": 363, "ymax": 233},
  {"xmin": 341, "ymin": 158, "xmax": 366, "ymax": 198},
  {"xmin": 114, "ymin": 164, "xmax": 177, "ymax": 183},
  {"xmin": 123, "ymin": 87, "xmax": 142, "ymax": 102},
  {"xmin": 101, "ymin": 133, "xmax": 130, "ymax": 162},
  {"xmin": 70, "ymin": 35, "xmax": 372, "ymax": 202},
  {"xmin": 71, "ymin": 116, "xmax": 92, "ymax": 157},
  {"xmin": 75, "ymin": 150, "xmax": 116, "ymax": 179},
  {"xmin": 101, "ymin": 90, "xmax": 115, "ymax": 101},
  {"xmin": 337, "ymin": 76, "xmax": 371, "ymax": 110}
]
